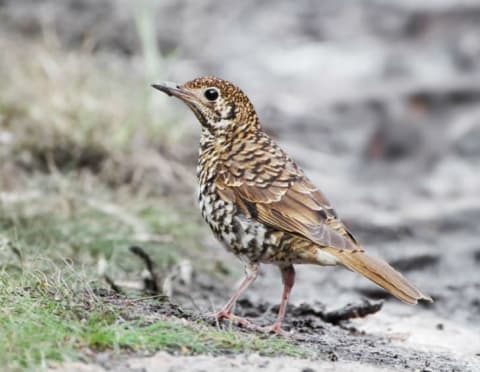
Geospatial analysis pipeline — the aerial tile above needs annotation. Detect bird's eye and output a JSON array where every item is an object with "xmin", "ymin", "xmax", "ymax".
[{"xmin": 204, "ymin": 88, "xmax": 219, "ymax": 101}]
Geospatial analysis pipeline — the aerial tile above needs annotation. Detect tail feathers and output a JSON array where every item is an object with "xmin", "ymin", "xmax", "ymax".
[{"xmin": 325, "ymin": 248, "xmax": 433, "ymax": 305}]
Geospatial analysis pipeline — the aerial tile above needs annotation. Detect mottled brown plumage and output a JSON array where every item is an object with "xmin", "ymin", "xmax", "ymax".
[{"xmin": 152, "ymin": 77, "xmax": 433, "ymax": 335}]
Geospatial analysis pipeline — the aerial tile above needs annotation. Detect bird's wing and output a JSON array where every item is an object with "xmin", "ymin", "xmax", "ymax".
[{"xmin": 215, "ymin": 137, "xmax": 359, "ymax": 252}]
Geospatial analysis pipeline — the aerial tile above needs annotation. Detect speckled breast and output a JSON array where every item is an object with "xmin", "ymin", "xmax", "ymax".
[{"xmin": 198, "ymin": 182, "xmax": 267, "ymax": 262}]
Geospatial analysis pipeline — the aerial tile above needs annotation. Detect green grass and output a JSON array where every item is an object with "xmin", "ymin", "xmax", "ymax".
[
  {"xmin": 0, "ymin": 272, "xmax": 310, "ymax": 370},
  {"xmin": 81, "ymin": 319, "xmax": 309, "ymax": 358}
]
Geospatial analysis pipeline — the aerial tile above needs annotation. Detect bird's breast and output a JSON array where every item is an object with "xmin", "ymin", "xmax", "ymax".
[{"xmin": 197, "ymin": 181, "xmax": 275, "ymax": 262}]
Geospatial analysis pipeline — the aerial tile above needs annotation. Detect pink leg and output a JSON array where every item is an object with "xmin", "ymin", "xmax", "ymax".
[
  {"xmin": 260, "ymin": 265, "xmax": 295, "ymax": 336},
  {"xmin": 214, "ymin": 263, "xmax": 259, "ymax": 328}
]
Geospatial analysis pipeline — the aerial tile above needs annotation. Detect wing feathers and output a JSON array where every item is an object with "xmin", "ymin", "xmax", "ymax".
[{"xmin": 217, "ymin": 172, "xmax": 358, "ymax": 251}]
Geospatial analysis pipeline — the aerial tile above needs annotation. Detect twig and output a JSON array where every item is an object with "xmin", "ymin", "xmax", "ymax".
[
  {"xmin": 322, "ymin": 300, "xmax": 383, "ymax": 325},
  {"xmin": 104, "ymin": 274, "xmax": 123, "ymax": 294},
  {"xmin": 129, "ymin": 294, "xmax": 169, "ymax": 302},
  {"xmin": 9, "ymin": 244, "xmax": 23, "ymax": 263},
  {"xmin": 129, "ymin": 245, "xmax": 161, "ymax": 293}
]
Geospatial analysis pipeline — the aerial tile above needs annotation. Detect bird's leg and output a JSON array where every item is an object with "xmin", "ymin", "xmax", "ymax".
[
  {"xmin": 214, "ymin": 263, "xmax": 259, "ymax": 328},
  {"xmin": 259, "ymin": 265, "xmax": 295, "ymax": 336}
]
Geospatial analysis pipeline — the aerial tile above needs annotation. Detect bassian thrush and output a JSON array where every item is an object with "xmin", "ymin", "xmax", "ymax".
[{"xmin": 152, "ymin": 77, "xmax": 432, "ymax": 335}]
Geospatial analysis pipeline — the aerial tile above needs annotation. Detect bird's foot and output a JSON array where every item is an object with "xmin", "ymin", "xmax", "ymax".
[
  {"xmin": 213, "ymin": 310, "xmax": 255, "ymax": 329},
  {"xmin": 257, "ymin": 323, "xmax": 289, "ymax": 337}
]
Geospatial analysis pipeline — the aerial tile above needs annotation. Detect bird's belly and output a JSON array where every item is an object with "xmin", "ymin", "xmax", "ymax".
[{"xmin": 198, "ymin": 188, "xmax": 274, "ymax": 262}]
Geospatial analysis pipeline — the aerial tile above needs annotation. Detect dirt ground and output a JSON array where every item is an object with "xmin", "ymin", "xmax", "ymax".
[
  {"xmin": 50, "ymin": 285, "xmax": 479, "ymax": 371},
  {"xmin": 1, "ymin": 0, "xmax": 480, "ymax": 371}
]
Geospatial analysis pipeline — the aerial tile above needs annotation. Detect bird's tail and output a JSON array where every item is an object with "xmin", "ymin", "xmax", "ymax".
[{"xmin": 324, "ymin": 248, "xmax": 433, "ymax": 304}]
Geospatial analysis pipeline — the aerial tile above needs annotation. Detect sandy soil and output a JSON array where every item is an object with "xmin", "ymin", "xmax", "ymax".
[{"xmin": 57, "ymin": 353, "xmax": 393, "ymax": 372}]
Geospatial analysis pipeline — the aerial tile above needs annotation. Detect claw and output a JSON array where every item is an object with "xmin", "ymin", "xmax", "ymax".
[
  {"xmin": 213, "ymin": 310, "xmax": 230, "ymax": 321},
  {"xmin": 257, "ymin": 323, "xmax": 289, "ymax": 337},
  {"xmin": 213, "ymin": 311, "xmax": 255, "ymax": 329}
]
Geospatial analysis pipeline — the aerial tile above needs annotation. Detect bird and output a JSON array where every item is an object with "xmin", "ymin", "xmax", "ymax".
[{"xmin": 152, "ymin": 77, "xmax": 433, "ymax": 335}]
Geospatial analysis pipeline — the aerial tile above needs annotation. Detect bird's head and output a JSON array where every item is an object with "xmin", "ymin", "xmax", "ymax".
[{"xmin": 152, "ymin": 76, "xmax": 259, "ymax": 137}]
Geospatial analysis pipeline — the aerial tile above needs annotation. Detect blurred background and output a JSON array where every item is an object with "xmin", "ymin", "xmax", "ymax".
[{"xmin": 0, "ymin": 0, "xmax": 479, "ymax": 368}]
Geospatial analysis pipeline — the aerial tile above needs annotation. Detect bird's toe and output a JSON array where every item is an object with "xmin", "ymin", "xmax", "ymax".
[
  {"xmin": 257, "ymin": 323, "xmax": 290, "ymax": 337},
  {"xmin": 213, "ymin": 311, "xmax": 255, "ymax": 329}
]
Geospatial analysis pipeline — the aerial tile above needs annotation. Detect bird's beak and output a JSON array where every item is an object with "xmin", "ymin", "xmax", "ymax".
[{"xmin": 151, "ymin": 81, "xmax": 197, "ymax": 103}]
